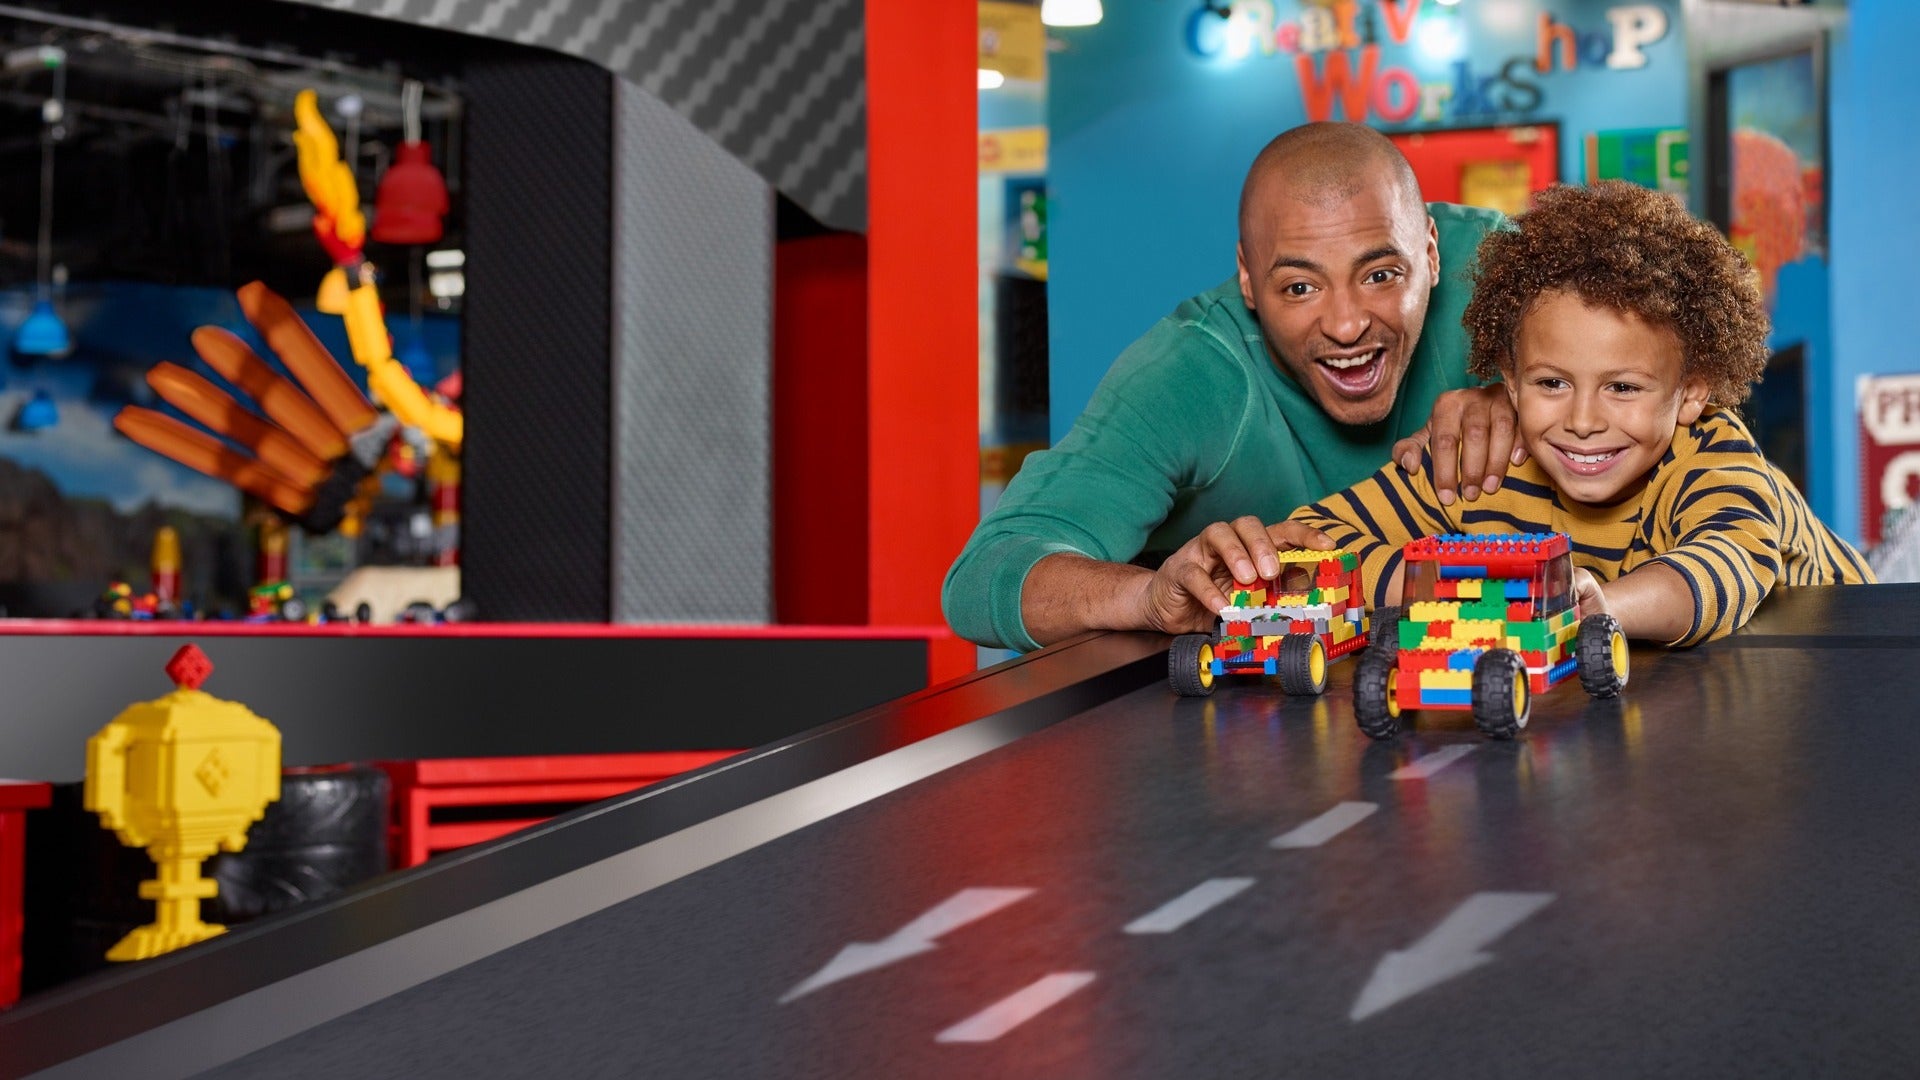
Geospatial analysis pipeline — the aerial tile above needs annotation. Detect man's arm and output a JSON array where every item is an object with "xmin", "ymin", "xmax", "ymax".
[
  {"xmin": 1020, "ymin": 518, "xmax": 1336, "ymax": 645},
  {"xmin": 1390, "ymin": 384, "xmax": 1527, "ymax": 506}
]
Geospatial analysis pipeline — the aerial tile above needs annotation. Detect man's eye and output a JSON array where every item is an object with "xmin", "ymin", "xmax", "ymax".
[
  {"xmin": 1365, "ymin": 269, "xmax": 1399, "ymax": 284},
  {"xmin": 1283, "ymin": 282, "xmax": 1315, "ymax": 297}
]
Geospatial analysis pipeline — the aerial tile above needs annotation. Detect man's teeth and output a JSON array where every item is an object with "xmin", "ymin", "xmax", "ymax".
[
  {"xmin": 1321, "ymin": 352, "xmax": 1376, "ymax": 370},
  {"xmin": 1566, "ymin": 450, "xmax": 1618, "ymax": 464}
]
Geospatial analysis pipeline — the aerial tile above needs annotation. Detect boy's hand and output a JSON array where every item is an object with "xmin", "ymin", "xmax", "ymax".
[
  {"xmin": 1572, "ymin": 568, "xmax": 1609, "ymax": 617},
  {"xmin": 1145, "ymin": 517, "xmax": 1335, "ymax": 632},
  {"xmin": 1393, "ymin": 384, "xmax": 1528, "ymax": 506}
]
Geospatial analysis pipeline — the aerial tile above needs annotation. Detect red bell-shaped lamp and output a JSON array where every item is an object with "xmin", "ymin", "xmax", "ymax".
[
  {"xmin": 371, "ymin": 80, "xmax": 448, "ymax": 246},
  {"xmin": 371, "ymin": 141, "xmax": 447, "ymax": 245}
]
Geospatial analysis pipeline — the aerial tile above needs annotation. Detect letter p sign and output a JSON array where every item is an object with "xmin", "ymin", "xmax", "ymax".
[{"xmin": 1606, "ymin": 4, "xmax": 1668, "ymax": 70}]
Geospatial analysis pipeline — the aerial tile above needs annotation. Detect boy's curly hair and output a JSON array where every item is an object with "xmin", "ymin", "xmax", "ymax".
[{"xmin": 1462, "ymin": 180, "xmax": 1770, "ymax": 405}]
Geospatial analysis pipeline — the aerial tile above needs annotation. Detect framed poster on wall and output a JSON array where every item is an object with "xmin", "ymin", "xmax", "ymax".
[
  {"xmin": 1388, "ymin": 124, "xmax": 1559, "ymax": 218},
  {"xmin": 1707, "ymin": 37, "xmax": 1827, "ymax": 313}
]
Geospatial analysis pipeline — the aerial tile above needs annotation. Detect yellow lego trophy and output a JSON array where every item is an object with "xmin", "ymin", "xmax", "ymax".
[{"xmin": 84, "ymin": 644, "xmax": 281, "ymax": 961}]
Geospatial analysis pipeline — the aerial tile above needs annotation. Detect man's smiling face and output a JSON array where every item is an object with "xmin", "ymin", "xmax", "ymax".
[{"xmin": 1237, "ymin": 179, "xmax": 1438, "ymax": 427}]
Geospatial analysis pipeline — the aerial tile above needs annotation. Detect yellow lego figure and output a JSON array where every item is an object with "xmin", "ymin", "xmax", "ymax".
[{"xmin": 84, "ymin": 645, "xmax": 281, "ymax": 961}]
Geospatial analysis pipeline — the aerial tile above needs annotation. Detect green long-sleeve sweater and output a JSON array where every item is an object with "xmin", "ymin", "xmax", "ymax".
[{"xmin": 943, "ymin": 202, "xmax": 1503, "ymax": 651}]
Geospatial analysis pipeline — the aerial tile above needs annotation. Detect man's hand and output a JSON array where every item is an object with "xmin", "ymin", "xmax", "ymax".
[
  {"xmin": 1393, "ymin": 384, "xmax": 1527, "ymax": 506},
  {"xmin": 1141, "ymin": 517, "xmax": 1335, "ymax": 634},
  {"xmin": 1572, "ymin": 567, "xmax": 1609, "ymax": 618}
]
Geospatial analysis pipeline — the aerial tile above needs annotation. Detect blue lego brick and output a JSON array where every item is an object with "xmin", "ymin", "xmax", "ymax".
[
  {"xmin": 1505, "ymin": 579, "xmax": 1533, "ymax": 599},
  {"xmin": 1546, "ymin": 656, "xmax": 1577, "ymax": 685},
  {"xmin": 1210, "ymin": 659, "xmax": 1227, "ymax": 676},
  {"xmin": 1418, "ymin": 687, "xmax": 1474, "ymax": 707},
  {"xmin": 1439, "ymin": 565, "xmax": 1488, "ymax": 579},
  {"xmin": 1448, "ymin": 649, "xmax": 1478, "ymax": 671}
]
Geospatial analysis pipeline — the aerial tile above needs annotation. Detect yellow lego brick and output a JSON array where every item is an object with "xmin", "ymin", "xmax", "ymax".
[
  {"xmin": 1274, "ymin": 548, "xmax": 1336, "ymax": 564},
  {"xmin": 1332, "ymin": 619, "xmax": 1355, "ymax": 643},
  {"xmin": 1408, "ymin": 601, "xmax": 1465, "ymax": 623},
  {"xmin": 1318, "ymin": 585, "xmax": 1349, "ymax": 606},
  {"xmin": 1453, "ymin": 579, "xmax": 1483, "ymax": 599},
  {"xmin": 1417, "ymin": 669, "xmax": 1474, "ymax": 691},
  {"xmin": 1271, "ymin": 592, "xmax": 1310, "ymax": 607}
]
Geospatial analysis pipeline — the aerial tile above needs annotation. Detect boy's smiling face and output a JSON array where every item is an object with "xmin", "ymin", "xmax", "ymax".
[{"xmin": 1505, "ymin": 289, "xmax": 1712, "ymax": 507}]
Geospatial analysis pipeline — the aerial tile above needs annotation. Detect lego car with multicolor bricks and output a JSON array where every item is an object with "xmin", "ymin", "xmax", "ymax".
[
  {"xmin": 1169, "ymin": 548, "xmax": 1370, "ymax": 698},
  {"xmin": 1353, "ymin": 533, "xmax": 1626, "ymax": 740}
]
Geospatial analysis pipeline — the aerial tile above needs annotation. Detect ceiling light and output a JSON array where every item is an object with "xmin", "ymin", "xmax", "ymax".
[{"xmin": 1041, "ymin": 0, "xmax": 1103, "ymax": 28}]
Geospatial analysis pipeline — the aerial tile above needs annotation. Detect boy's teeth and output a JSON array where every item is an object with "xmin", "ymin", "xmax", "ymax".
[{"xmin": 1566, "ymin": 450, "xmax": 1616, "ymax": 463}]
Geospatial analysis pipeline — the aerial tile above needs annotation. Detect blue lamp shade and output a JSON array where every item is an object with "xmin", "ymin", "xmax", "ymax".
[
  {"xmin": 10, "ymin": 389, "xmax": 57, "ymax": 432},
  {"xmin": 13, "ymin": 299, "xmax": 70, "ymax": 357}
]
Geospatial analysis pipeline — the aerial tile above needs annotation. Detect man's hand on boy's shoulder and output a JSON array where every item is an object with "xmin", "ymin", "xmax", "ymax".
[
  {"xmin": 1393, "ymin": 384, "xmax": 1528, "ymax": 506},
  {"xmin": 1143, "ymin": 517, "xmax": 1336, "ymax": 634}
]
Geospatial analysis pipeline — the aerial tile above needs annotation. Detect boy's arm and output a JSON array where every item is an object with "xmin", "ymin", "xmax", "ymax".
[
  {"xmin": 1573, "ymin": 563, "xmax": 1696, "ymax": 643},
  {"xmin": 1289, "ymin": 453, "xmax": 1455, "ymax": 610},
  {"xmin": 1637, "ymin": 459, "xmax": 1787, "ymax": 646}
]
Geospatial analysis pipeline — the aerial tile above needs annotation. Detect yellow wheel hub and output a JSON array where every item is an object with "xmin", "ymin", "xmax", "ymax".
[
  {"xmin": 1385, "ymin": 670, "xmax": 1401, "ymax": 718},
  {"xmin": 1198, "ymin": 643, "xmax": 1214, "ymax": 689},
  {"xmin": 1309, "ymin": 640, "xmax": 1327, "ymax": 685},
  {"xmin": 1512, "ymin": 670, "xmax": 1527, "ymax": 720},
  {"xmin": 1610, "ymin": 630, "xmax": 1628, "ymax": 678}
]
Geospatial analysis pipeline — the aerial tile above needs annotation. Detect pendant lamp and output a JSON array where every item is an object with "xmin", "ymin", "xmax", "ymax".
[
  {"xmin": 371, "ymin": 81, "xmax": 448, "ymax": 246},
  {"xmin": 15, "ymin": 65, "xmax": 69, "ymax": 358}
]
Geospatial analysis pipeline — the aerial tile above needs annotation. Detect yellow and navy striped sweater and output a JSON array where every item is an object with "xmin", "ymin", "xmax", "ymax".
[{"xmin": 1289, "ymin": 407, "xmax": 1871, "ymax": 646}]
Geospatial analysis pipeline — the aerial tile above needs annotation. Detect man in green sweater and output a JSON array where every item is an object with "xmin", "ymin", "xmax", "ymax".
[{"xmin": 944, "ymin": 122, "xmax": 1518, "ymax": 652}]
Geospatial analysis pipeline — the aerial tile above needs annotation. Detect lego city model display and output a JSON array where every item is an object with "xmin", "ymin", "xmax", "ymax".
[
  {"xmin": 83, "ymin": 645, "xmax": 282, "ymax": 961},
  {"xmin": 1352, "ymin": 533, "xmax": 1627, "ymax": 740},
  {"xmin": 1168, "ymin": 549, "xmax": 1370, "ymax": 697}
]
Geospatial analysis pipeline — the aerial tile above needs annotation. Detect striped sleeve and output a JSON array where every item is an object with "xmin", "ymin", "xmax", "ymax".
[
  {"xmin": 1289, "ymin": 453, "xmax": 1454, "ymax": 610},
  {"xmin": 1647, "ymin": 441, "xmax": 1785, "ymax": 647}
]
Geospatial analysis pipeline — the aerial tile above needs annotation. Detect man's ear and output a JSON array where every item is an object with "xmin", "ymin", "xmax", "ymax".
[
  {"xmin": 1236, "ymin": 241, "xmax": 1255, "ymax": 308},
  {"xmin": 1426, "ymin": 216, "xmax": 1440, "ymax": 284},
  {"xmin": 1676, "ymin": 377, "xmax": 1712, "ymax": 425}
]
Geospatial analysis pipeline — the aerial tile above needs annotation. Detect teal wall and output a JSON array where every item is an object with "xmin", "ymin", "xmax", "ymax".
[{"xmin": 1047, "ymin": 0, "xmax": 1688, "ymax": 442}]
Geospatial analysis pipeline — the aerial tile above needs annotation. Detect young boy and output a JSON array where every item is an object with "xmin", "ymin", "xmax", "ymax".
[{"xmin": 1289, "ymin": 180, "xmax": 1870, "ymax": 646}]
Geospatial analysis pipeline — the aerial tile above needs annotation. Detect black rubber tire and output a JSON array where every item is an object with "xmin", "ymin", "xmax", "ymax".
[
  {"xmin": 440, "ymin": 597, "xmax": 479, "ymax": 623},
  {"xmin": 1278, "ymin": 633, "xmax": 1328, "ymax": 696},
  {"xmin": 1168, "ymin": 634, "xmax": 1215, "ymax": 697},
  {"xmin": 1368, "ymin": 605, "xmax": 1404, "ymax": 660},
  {"xmin": 400, "ymin": 600, "xmax": 438, "ymax": 624},
  {"xmin": 1472, "ymin": 648, "xmax": 1531, "ymax": 740},
  {"xmin": 354, "ymin": 601, "xmax": 374, "ymax": 624},
  {"xmin": 1577, "ymin": 612, "xmax": 1629, "ymax": 698},
  {"xmin": 1353, "ymin": 654, "xmax": 1400, "ymax": 739},
  {"xmin": 278, "ymin": 596, "xmax": 308, "ymax": 623}
]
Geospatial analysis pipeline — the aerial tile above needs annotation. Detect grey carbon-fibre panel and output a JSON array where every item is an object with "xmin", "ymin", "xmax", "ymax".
[
  {"xmin": 282, "ymin": 0, "xmax": 866, "ymax": 231},
  {"xmin": 611, "ymin": 77, "xmax": 771, "ymax": 622}
]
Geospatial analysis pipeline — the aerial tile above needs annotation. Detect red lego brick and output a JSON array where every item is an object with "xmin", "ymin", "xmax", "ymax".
[
  {"xmin": 1508, "ymin": 601, "xmax": 1534, "ymax": 621},
  {"xmin": 1426, "ymin": 619, "xmax": 1453, "ymax": 639},
  {"xmin": 1289, "ymin": 619, "xmax": 1314, "ymax": 634},
  {"xmin": 1224, "ymin": 621, "xmax": 1252, "ymax": 637},
  {"xmin": 1401, "ymin": 649, "xmax": 1452, "ymax": 671}
]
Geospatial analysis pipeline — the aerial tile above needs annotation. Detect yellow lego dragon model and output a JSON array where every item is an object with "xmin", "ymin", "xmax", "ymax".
[{"xmin": 115, "ymin": 89, "xmax": 460, "ymax": 547}]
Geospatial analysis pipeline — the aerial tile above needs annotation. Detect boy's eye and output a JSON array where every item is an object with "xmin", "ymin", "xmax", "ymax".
[
  {"xmin": 1535, "ymin": 377, "xmax": 1567, "ymax": 391},
  {"xmin": 1607, "ymin": 382, "xmax": 1643, "ymax": 394}
]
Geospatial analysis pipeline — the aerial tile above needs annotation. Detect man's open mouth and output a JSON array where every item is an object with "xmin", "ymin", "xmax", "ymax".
[{"xmin": 1315, "ymin": 347, "xmax": 1387, "ymax": 397}]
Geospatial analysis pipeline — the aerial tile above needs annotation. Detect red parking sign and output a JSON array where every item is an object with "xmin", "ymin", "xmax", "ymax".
[{"xmin": 1859, "ymin": 373, "xmax": 1920, "ymax": 545}]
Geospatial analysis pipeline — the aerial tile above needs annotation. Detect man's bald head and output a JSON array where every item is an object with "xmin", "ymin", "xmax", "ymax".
[{"xmin": 1238, "ymin": 123, "xmax": 1424, "ymax": 242}]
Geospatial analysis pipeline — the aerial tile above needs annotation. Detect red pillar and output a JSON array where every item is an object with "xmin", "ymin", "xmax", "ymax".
[{"xmin": 866, "ymin": 0, "xmax": 978, "ymax": 684}]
